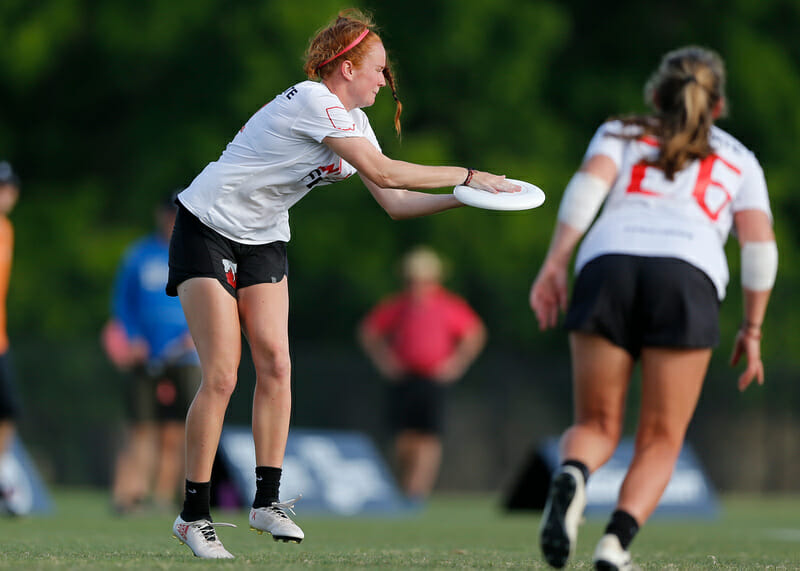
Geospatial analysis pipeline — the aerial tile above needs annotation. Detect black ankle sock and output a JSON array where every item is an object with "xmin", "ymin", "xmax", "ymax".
[
  {"xmin": 252, "ymin": 466, "xmax": 282, "ymax": 509},
  {"xmin": 605, "ymin": 509, "xmax": 639, "ymax": 550},
  {"xmin": 561, "ymin": 459, "xmax": 590, "ymax": 485},
  {"xmin": 180, "ymin": 480, "xmax": 211, "ymax": 522}
]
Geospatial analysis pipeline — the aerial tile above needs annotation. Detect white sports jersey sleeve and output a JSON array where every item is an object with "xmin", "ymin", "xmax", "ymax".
[
  {"xmin": 583, "ymin": 120, "xmax": 630, "ymax": 166},
  {"xmin": 293, "ymin": 91, "xmax": 358, "ymax": 142},
  {"xmin": 731, "ymin": 156, "xmax": 771, "ymax": 216}
]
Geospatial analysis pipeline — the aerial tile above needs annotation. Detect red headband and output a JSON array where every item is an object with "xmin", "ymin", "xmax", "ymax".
[{"xmin": 316, "ymin": 28, "xmax": 370, "ymax": 70}]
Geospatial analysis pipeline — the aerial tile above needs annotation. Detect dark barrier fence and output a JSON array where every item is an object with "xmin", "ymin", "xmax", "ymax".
[{"xmin": 10, "ymin": 336, "xmax": 800, "ymax": 494}]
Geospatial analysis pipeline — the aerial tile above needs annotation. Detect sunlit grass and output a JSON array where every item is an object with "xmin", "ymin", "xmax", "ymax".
[{"xmin": 0, "ymin": 488, "xmax": 798, "ymax": 569}]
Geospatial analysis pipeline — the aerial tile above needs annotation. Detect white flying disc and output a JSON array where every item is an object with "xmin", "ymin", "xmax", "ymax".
[{"xmin": 454, "ymin": 178, "xmax": 545, "ymax": 211}]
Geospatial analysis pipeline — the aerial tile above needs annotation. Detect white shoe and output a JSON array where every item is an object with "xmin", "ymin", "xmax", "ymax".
[
  {"xmin": 249, "ymin": 496, "xmax": 304, "ymax": 543},
  {"xmin": 539, "ymin": 465, "xmax": 587, "ymax": 568},
  {"xmin": 593, "ymin": 533, "xmax": 634, "ymax": 571},
  {"xmin": 172, "ymin": 515, "xmax": 236, "ymax": 559}
]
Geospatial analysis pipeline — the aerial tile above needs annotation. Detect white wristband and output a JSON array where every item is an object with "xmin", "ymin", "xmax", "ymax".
[
  {"xmin": 556, "ymin": 171, "xmax": 610, "ymax": 233},
  {"xmin": 741, "ymin": 241, "xmax": 778, "ymax": 291}
]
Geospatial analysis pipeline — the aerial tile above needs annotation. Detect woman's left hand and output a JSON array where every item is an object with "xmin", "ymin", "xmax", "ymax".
[
  {"xmin": 468, "ymin": 170, "xmax": 521, "ymax": 194},
  {"xmin": 730, "ymin": 328, "xmax": 764, "ymax": 391}
]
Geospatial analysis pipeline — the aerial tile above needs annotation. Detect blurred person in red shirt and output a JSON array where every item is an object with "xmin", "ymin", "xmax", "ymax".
[{"xmin": 359, "ymin": 246, "xmax": 486, "ymax": 500}]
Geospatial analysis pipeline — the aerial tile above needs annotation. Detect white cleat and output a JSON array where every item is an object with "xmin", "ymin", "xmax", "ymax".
[
  {"xmin": 172, "ymin": 515, "xmax": 236, "ymax": 559},
  {"xmin": 249, "ymin": 496, "xmax": 304, "ymax": 543},
  {"xmin": 539, "ymin": 465, "xmax": 587, "ymax": 568},
  {"xmin": 593, "ymin": 533, "xmax": 635, "ymax": 571}
]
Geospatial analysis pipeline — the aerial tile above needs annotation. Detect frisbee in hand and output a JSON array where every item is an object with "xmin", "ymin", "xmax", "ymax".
[{"xmin": 454, "ymin": 179, "xmax": 545, "ymax": 211}]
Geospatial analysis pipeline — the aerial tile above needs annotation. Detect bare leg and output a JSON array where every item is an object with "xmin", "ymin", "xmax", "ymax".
[
  {"xmin": 112, "ymin": 422, "xmax": 157, "ymax": 509},
  {"xmin": 395, "ymin": 431, "xmax": 441, "ymax": 498},
  {"xmin": 153, "ymin": 420, "xmax": 185, "ymax": 506},
  {"xmin": 0, "ymin": 419, "xmax": 14, "ymax": 499},
  {"xmin": 237, "ymin": 279, "xmax": 291, "ymax": 468},
  {"xmin": 616, "ymin": 347, "xmax": 711, "ymax": 524},
  {"xmin": 0, "ymin": 420, "xmax": 14, "ymax": 458},
  {"xmin": 178, "ymin": 278, "xmax": 242, "ymax": 482},
  {"xmin": 560, "ymin": 333, "xmax": 635, "ymax": 471}
]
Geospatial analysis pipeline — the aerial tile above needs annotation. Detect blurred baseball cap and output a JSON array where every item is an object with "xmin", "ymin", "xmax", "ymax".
[{"xmin": 0, "ymin": 161, "xmax": 20, "ymax": 187}]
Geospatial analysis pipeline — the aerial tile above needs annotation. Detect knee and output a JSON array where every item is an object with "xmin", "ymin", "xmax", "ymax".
[
  {"xmin": 200, "ymin": 368, "xmax": 238, "ymax": 400},
  {"xmin": 578, "ymin": 413, "xmax": 623, "ymax": 444},
  {"xmin": 636, "ymin": 419, "xmax": 686, "ymax": 453},
  {"xmin": 252, "ymin": 342, "xmax": 292, "ymax": 387}
]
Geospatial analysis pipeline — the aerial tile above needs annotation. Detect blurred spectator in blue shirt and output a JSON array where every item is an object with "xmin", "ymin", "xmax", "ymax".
[{"xmin": 103, "ymin": 193, "xmax": 201, "ymax": 515}]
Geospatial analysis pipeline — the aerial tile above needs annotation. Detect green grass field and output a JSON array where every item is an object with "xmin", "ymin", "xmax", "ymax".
[{"xmin": 0, "ymin": 489, "xmax": 798, "ymax": 569}]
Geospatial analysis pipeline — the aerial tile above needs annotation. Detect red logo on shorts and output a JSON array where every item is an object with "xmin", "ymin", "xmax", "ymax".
[{"xmin": 222, "ymin": 259, "xmax": 238, "ymax": 289}]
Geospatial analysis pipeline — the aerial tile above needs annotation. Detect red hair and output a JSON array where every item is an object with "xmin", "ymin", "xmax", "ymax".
[{"xmin": 304, "ymin": 9, "xmax": 402, "ymax": 136}]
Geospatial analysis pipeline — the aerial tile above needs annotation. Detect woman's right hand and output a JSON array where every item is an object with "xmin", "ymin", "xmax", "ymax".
[{"xmin": 529, "ymin": 260, "xmax": 569, "ymax": 331}]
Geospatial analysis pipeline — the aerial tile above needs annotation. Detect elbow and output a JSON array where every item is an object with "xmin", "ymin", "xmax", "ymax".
[
  {"xmin": 372, "ymin": 171, "xmax": 398, "ymax": 190},
  {"xmin": 372, "ymin": 189, "xmax": 407, "ymax": 220},
  {"xmin": 385, "ymin": 208, "xmax": 406, "ymax": 221},
  {"xmin": 366, "ymin": 160, "xmax": 401, "ymax": 189}
]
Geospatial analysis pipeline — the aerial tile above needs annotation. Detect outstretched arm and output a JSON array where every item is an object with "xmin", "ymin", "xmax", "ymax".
[
  {"xmin": 323, "ymin": 135, "xmax": 519, "ymax": 193},
  {"xmin": 358, "ymin": 174, "xmax": 461, "ymax": 220}
]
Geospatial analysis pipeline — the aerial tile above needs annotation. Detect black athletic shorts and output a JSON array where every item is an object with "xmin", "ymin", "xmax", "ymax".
[
  {"xmin": 125, "ymin": 363, "xmax": 202, "ymax": 423},
  {"xmin": 388, "ymin": 376, "xmax": 447, "ymax": 435},
  {"xmin": 564, "ymin": 254, "xmax": 720, "ymax": 358},
  {"xmin": 167, "ymin": 202, "xmax": 288, "ymax": 298},
  {"xmin": 0, "ymin": 351, "xmax": 21, "ymax": 421}
]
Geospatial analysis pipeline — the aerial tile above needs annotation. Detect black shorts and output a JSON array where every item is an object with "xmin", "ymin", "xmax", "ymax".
[
  {"xmin": 0, "ymin": 352, "xmax": 21, "ymax": 420},
  {"xmin": 125, "ymin": 363, "xmax": 202, "ymax": 423},
  {"xmin": 564, "ymin": 254, "xmax": 720, "ymax": 358},
  {"xmin": 388, "ymin": 376, "xmax": 447, "ymax": 435},
  {"xmin": 167, "ymin": 202, "xmax": 289, "ymax": 298}
]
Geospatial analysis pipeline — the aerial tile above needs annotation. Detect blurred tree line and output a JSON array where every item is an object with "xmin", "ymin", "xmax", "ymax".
[{"xmin": 0, "ymin": 0, "xmax": 798, "ymax": 488}]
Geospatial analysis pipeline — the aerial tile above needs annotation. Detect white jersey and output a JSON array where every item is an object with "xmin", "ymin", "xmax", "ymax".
[
  {"xmin": 574, "ymin": 120, "xmax": 771, "ymax": 300},
  {"xmin": 178, "ymin": 80, "xmax": 381, "ymax": 244}
]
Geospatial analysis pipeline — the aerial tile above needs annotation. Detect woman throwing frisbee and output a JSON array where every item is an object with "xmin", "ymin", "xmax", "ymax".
[
  {"xmin": 168, "ymin": 9, "xmax": 518, "ymax": 559},
  {"xmin": 529, "ymin": 46, "xmax": 776, "ymax": 570}
]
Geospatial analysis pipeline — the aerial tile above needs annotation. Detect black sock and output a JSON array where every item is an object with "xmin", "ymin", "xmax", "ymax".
[
  {"xmin": 605, "ymin": 509, "xmax": 639, "ymax": 550},
  {"xmin": 561, "ymin": 459, "xmax": 590, "ymax": 485},
  {"xmin": 253, "ymin": 466, "xmax": 282, "ymax": 509},
  {"xmin": 180, "ymin": 480, "xmax": 211, "ymax": 522}
]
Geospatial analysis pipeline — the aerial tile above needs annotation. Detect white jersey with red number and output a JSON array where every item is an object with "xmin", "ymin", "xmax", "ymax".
[
  {"xmin": 178, "ymin": 80, "xmax": 381, "ymax": 244},
  {"xmin": 574, "ymin": 120, "xmax": 771, "ymax": 300}
]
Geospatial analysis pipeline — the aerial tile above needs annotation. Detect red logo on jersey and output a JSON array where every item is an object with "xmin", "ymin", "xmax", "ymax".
[
  {"xmin": 626, "ymin": 154, "xmax": 741, "ymax": 221},
  {"xmin": 222, "ymin": 259, "xmax": 238, "ymax": 289},
  {"xmin": 325, "ymin": 106, "xmax": 356, "ymax": 131},
  {"xmin": 304, "ymin": 160, "xmax": 344, "ymax": 188},
  {"xmin": 692, "ymin": 154, "xmax": 740, "ymax": 221}
]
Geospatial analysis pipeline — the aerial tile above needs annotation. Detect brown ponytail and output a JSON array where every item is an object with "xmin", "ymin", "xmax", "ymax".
[{"xmin": 613, "ymin": 46, "xmax": 726, "ymax": 180}]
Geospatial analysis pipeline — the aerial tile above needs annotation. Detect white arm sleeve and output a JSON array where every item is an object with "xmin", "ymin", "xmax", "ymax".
[
  {"xmin": 556, "ymin": 172, "xmax": 611, "ymax": 233},
  {"xmin": 740, "ymin": 241, "xmax": 778, "ymax": 291}
]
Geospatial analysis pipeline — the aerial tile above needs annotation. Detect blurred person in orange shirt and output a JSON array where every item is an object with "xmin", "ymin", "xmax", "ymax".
[
  {"xmin": 0, "ymin": 161, "xmax": 21, "ymax": 515},
  {"xmin": 359, "ymin": 246, "xmax": 486, "ymax": 501}
]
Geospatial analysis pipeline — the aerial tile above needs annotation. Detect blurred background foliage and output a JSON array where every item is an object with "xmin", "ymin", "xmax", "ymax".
[{"xmin": 1, "ymin": 0, "xmax": 799, "ymax": 490}]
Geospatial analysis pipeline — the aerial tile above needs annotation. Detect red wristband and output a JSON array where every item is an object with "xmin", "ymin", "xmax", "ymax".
[{"xmin": 463, "ymin": 168, "xmax": 475, "ymax": 186}]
